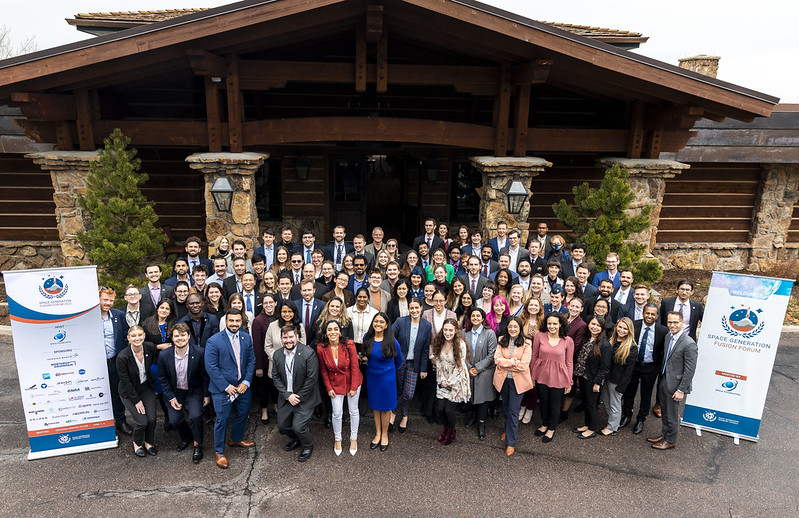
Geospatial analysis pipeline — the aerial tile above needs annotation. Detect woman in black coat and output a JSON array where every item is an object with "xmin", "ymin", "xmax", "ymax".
[
  {"xmin": 572, "ymin": 316, "xmax": 612, "ymax": 439},
  {"xmin": 116, "ymin": 325, "xmax": 159, "ymax": 457}
]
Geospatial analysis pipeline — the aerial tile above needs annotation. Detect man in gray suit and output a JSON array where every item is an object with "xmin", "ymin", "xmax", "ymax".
[
  {"xmin": 272, "ymin": 324, "xmax": 321, "ymax": 462},
  {"xmin": 648, "ymin": 311, "xmax": 698, "ymax": 450}
]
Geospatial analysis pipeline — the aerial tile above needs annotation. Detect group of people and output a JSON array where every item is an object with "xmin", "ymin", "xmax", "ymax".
[{"xmin": 103, "ymin": 219, "xmax": 703, "ymax": 467}]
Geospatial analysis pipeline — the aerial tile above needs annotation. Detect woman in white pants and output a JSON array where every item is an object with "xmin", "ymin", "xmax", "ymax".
[
  {"xmin": 599, "ymin": 317, "xmax": 638, "ymax": 436},
  {"xmin": 317, "ymin": 320, "xmax": 363, "ymax": 455}
]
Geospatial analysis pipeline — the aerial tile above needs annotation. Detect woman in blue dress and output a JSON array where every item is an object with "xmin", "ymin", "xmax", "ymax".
[{"xmin": 360, "ymin": 311, "xmax": 403, "ymax": 451}]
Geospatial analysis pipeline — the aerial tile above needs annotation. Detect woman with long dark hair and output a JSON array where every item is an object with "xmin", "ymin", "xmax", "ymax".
[
  {"xmin": 572, "ymin": 316, "xmax": 612, "ymax": 439},
  {"xmin": 599, "ymin": 317, "xmax": 638, "ymax": 437},
  {"xmin": 446, "ymin": 276, "xmax": 467, "ymax": 313},
  {"xmin": 221, "ymin": 293, "xmax": 250, "ymax": 333},
  {"xmin": 203, "ymin": 282, "xmax": 227, "ymax": 320},
  {"xmin": 251, "ymin": 293, "xmax": 278, "ymax": 424},
  {"xmin": 430, "ymin": 318, "xmax": 471, "ymax": 445},
  {"xmin": 464, "ymin": 308, "xmax": 497, "ymax": 441},
  {"xmin": 456, "ymin": 291, "xmax": 475, "ymax": 329},
  {"xmin": 492, "ymin": 316, "xmax": 532, "ymax": 456},
  {"xmin": 360, "ymin": 312, "xmax": 403, "ymax": 451},
  {"xmin": 140, "ymin": 298, "xmax": 177, "ymax": 430},
  {"xmin": 264, "ymin": 299, "xmax": 306, "ymax": 385},
  {"xmin": 530, "ymin": 312, "xmax": 574, "ymax": 443},
  {"xmin": 386, "ymin": 279, "xmax": 412, "ymax": 324}
]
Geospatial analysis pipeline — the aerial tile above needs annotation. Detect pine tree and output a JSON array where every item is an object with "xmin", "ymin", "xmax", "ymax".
[
  {"xmin": 552, "ymin": 164, "xmax": 663, "ymax": 283},
  {"xmin": 77, "ymin": 129, "xmax": 167, "ymax": 293}
]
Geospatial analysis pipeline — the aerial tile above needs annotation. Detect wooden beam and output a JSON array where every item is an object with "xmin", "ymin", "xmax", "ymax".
[
  {"xmin": 355, "ymin": 27, "xmax": 367, "ymax": 93},
  {"xmin": 94, "ymin": 120, "xmax": 215, "ymax": 147},
  {"xmin": 11, "ymin": 92, "xmax": 76, "ymax": 121},
  {"xmin": 526, "ymin": 128, "xmax": 629, "ymax": 153},
  {"xmin": 648, "ymin": 128, "xmax": 663, "ymax": 158},
  {"xmin": 226, "ymin": 55, "xmax": 243, "ymax": 152},
  {"xmin": 186, "ymin": 49, "xmax": 226, "ymax": 77},
  {"xmin": 513, "ymin": 84, "xmax": 531, "ymax": 156},
  {"xmin": 628, "ymin": 101, "xmax": 645, "ymax": 158},
  {"xmin": 366, "ymin": 5, "xmax": 383, "ymax": 44},
  {"xmin": 55, "ymin": 121, "xmax": 74, "ymax": 151},
  {"xmin": 205, "ymin": 77, "xmax": 222, "ymax": 152},
  {"xmin": 493, "ymin": 63, "xmax": 511, "ymax": 157},
  {"xmin": 74, "ymin": 88, "xmax": 95, "ymax": 151},
  {"xmin": 376, "ymin": 30, "xmax": 388, "ymax": 93},
  {"xmin": 511, "ymin": 59, "xmax": 553, "ymax": 86}
]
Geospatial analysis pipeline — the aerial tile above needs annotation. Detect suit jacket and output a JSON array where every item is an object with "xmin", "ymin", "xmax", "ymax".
[
  {"xmin": 591, "ymin": 269, "xmax": 621, "ymax": 289},
  {"xmin": 279, "ymin": 240, "xmax": 300, "ymax": 254},
  {"xmin": 158, "ymin": 343, "xmax": 210, "ymax": 401},
  {"xmin": 186, "ymin": 256, "xmax": 213, "ymax": 274},
  {"xmin": 392, "ymin": 316, "xmax": 432, "ymax": 374},
  {"xmin": 107, "ymin": 308, "xmax": 129, "ymax": 358},
  {"xmin": 177, "ymin": 312, "xmax": 220, "ymax": 348},
  {"xmin": 352, "ymin": 252, "xmax": 375, "ymax": 271},
  {"xmin": 499, "ymin": 246, "xmax": 531, "ymax": 271},
  {"xmin": 422, "ymin": 308, "xmax": 457, "ymax": 337},
  {"xmin": 139, "ymin": 284, "xmax": 174, "ymax": 320},
  {"xmin": 618, "ymin": 302, "xmax": 647, "ymax": 322},
  {"xmin": 238, "ymin": 291, "xmax": 263, "ymax": 320},
  {"xmin": 413, "ymin": 234, "xmax": 445, "ymax": 253},
  {"xmin": 460, "ymin": 243, "xmax": 484, "ymax": 257},
  {"xmin": 488, "ymin": 237, "xmax": 508, "ymax": 261},
  {"xmin": 222, "ymin": 275, "xmax": 242, "ymax": 300},
  {"xmin": 204, "ymin": 329, "xmax": 256, "ymax": 394},
  {"xmin": 528, "ymin": 256, "xmax": 546, "ymax": 277},
  {"xmin": 346, "ymin": 274, "xmax": 370, "ymax": 294},
  {"xmin": 367, "ymin": 288, "xmax": 392, "ymax": 313},
  {"xmin": 661, "ymin": 332, "xmax": 698, "ymax": 394},
  {"xmin": 459, "ymin": 274, "xmax": 489, "ymax": 299},
  {"xmin": 290, "ymin": 282, "xmax": 329, "ymax": 301},
  {"xmin": 165, "ymin": 274, "xmax": 193, "ymax": 287},
  {"xmin": 580, "ymin": 283, "xmax": 599, "ymax": 300},
  {"xmin": 659, "ymin": 298, "xmax": 704, "ymax": 342},
  {"xmin": 317, "ymin": 339, "xmax": 362, "ymax": 395},
  {"xmin": 561, "ymin": 258, "xmax": 594, "ymax": 281},
  {"xmin": 298, "ymin": 245, "xmax": 324, "ymax": 264},
  {"xmin": 584, "ymin": 295, "xmax": 622, "ymax": 324},
  {"xmin": 527, "ymin": 234, "xmax": 552, "ymax": 258},
  {"xmin": 272, "ymin": 343, "xmax": 322, "ymax": 410},
  {"xmin": 116, "ymin": 342, "xmax": 157, "ymax": 403},
  {"xmin": 325, "ymin": 241, "xmax": 355, "ymax": 262},
  {"xmin": 633, "ymin": 320, "xmax": 669, "ymax": 366},
  {"xmin": 253, "ymin": 245, "xmax": 276, "ymax": 269},
  {"xmin": 478, "ymin": 259, "xmax": 500, "ymax": 278},
  {"xmin": 464, "ymin": 327, "xmax": 497, "ymax": 405},
  {"xmin": 293, "ymin": 297, "xmax": 326, "ymax": 343}
]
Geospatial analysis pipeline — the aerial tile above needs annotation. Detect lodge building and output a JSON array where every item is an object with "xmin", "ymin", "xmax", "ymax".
[{"xmin": 0, "ymin": 0, "xmax": 796, "ymax": 276}]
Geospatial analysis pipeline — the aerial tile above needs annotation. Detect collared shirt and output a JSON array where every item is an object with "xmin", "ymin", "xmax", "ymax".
[
  {"xmin": 615, "ymin": 288, "xmax": 630, "ymax": 304},
  {"xmin": 639, "ymin": 323, "xmax": 655, "ymax": 363},
  {"xmin": 352, "ymin": 275, "xmax": 368, "ymax": 294},
  {"xmin": 207, "ymin": 273, "xmax": 226, "ymax": 286},
  {"xmin": 262, "ymin": 245, "xmax": 274, "ymax": 269},
  {"xmin": 470, "ymin": 325, "xmax": 483, "ymax": 359},
  {"xmin": 188, "ymin": 258, "xmax": 200, "ymax": 275},
  {"xmin": 303, "ymin": 247, "xmax": 314, "ymax": 263},
  {"xmin": 674, "ymin": 299, "xmax": 692, "ymax": 332},
  {"xmin": 225, "ymin": 329, "xmax": 250, "ymax": 387},
  {"xmin": 634, "ymin": 305, "xmax": 645, "ymax": 321},
  {"xmin": 518, "ymin": 276, "xmax": 530, "ymax": 291},
  {"xmin": 407, "ymin": 321, "xmax": 419, "ymax": 362},
  {"xmin": 663, "ymin": 329, "xmax": 684, "ymax": 374},
  {"xmin": 284, "ymin": 347, "xmax": 296, "ymax": 392},
  {"xmin": 496, "ymin": 237, "xmax": 506, "ymax": 250},
  {"xmin": 102, "ymin": 313, "xmax": 116, "ymax": 359},
  {"xmin": 147, "ymin": 284, "xmax": 162, "ymax": 306},
  {"xmin": 243, "ymin": 291, "xmax": 256, "ymax": 323},
  {"xmin": 174, "ymin": 348, "xmax": 189, "ymax": 390},
  {"xmin": 507, "ymin": 247, "xmax": 519, "ymax": 272},
  {"xmin": 125, "ymin": 307, "xmax": 140, "ymax": 327}
]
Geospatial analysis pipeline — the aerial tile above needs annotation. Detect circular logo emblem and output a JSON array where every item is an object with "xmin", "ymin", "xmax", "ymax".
[
  {"xmin": 54, "ymin": 331, "xmax": 67, "ymax": 342},
  {"xmin": 78, "ymin": 369, "xmax": 85, "ymax": 375},
  {"xmin": 39, "ymin": 276, "xmax": 69, "ymax": 299},
  {"xmin": 703, "ymin": 411, "xmax": 717, "ymax": 422},
  {"xmin": 58, "ymin": 434, "xmax": 71, "ymax": 445},
  {"xmin": 721, "ymin": 380, "xmax": 738, "ymax": 392},
  {"xmin": 728, "ymin": 309, "xmax": 758, "ymax": 332}
]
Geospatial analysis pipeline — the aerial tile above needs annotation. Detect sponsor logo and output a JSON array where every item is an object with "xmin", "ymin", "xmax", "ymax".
[
  {"xmin": 24, "ymin": 384, "xmax": 37, "ymax": 391},
  {"xmin": 722, "ymin": 306, "xmax": 765, "ymax": 338},
  {"xmin": 69, "ymin": 396, "xmax": 84, "ymax": 401},
  {"xmin": 703, "ymin": 411, "xmax": 717, "ymax": 422},
  {"xmin": 73, "ymin": 411, "xmax": 90, "ymax": 416},
  {"xmin": 66, "ymin": 388, "xmax": 80, "ymax": 393},
  {"xmin": 40, "ymin": 275, "xmax": 69, "ymax": 299},
  {"xmin": 56, "ymin": 381, "xmax": 72, "ymax": 386},
  {"xmin": 721, "ymin": 380, "xmax": 738, "ymax": 392},
  {"xmin": 84, "ymin": 414, "xmax": 101, "ymax": 420},
  {"xmin": 53, "ymin": 330, "xmax": 67, "ymax": 342},
  {"xmin": 78, "ymin": 369, "xmax": 86, "ymax": 375},
  {"xmin": 58, "ymin": 434, "xmax": 71, "ymax": 445},
  {"xmin": 40, "ymin": 383, "xmax": 48, "ymax": 389},
  {"xmin": 58, "ymin": 406, "xmax": 75, "ymax": 411},
  {"xmin": 90, "ymin": 376, "xmax": 105, "ymax": 382},
  {"xmin": 55, "ymin": 370, "xmax": 76, "ymax": 376},
  {"xmin": 42, "ymin": 373, "xmax": 50, "ymax": 380},
  {"xmin": 27, "ymin": 409, "xmax": 44, "ymax": 415},
  {"xmin": 78, "ymin": 404, "xmax": 92, "ymax": 408},
  {"xmin": 76, "ymin": 379, "xmax": 89, "ymax": 385}
]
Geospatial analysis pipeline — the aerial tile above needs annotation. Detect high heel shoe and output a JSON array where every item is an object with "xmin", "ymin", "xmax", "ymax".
[
  {"xmin": 349, "ymin": 440, "xmax": 358, "ymax": 456},
  {"xmin": 334, "ymin": 441, "xmax": 342, "ymax": 456}
]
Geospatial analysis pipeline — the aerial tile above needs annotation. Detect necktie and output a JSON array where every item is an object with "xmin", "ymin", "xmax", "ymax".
[
  {"xmin": 679, "ymin": 302, "xmax": 689, "ymax": 330},
  {"xmin": 305, "ymin": 303, "xmax": 311, "ymax": 338},
  {"xmin": 472, "ymin": 331, "xmax": 478, "ymax": 358},
  {"xmin": 427, "ymin": 237, "xmax": 432, "ymax": 249},
  {"xmin": 246, "ymin": 293, "xmax": 253, "ymax": 312},
  {"xmin": 191, "ymin": 260, "xmax": 197, "ymax": 274},
  {"xmin": 638, "ymin": 326, "xmax": 650, "ymax": 362},
  {"xmin": 232, "ymin": 333, "xmax": 241, "ymax": 380},
  {"xmin": 306, "ymin": 249, "xmax": 311, "ymax": 263},
  {"xmin": 663, "ymin": 336, "xmax": 675, "ymax": 374},
  {"xmin": 616, "ymin": 290, "xmax": 625, "ymax": 303},
  {"xmin": 483, "ymin": 263, "xmax": 489, "ymax": 277},
  {"xmin": 295, "ymin": 272, "xmax": 300, "ymax": 284},
  {"xmin": 336, "ymin": 245, "xmax": 342, "ymax": 265},
  {"xmin": 471, "ymin": 278, "xmax": 476, "ymax": 294}
]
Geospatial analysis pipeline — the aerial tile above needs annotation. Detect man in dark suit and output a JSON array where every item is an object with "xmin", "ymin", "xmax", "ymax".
[
  {"xmin": 488, "ymin": 221, "xmax": 509, "ymax": 261},
  {"xmin": 165, "ymin": 257, "xmax": 192, "ymax": 287},
  {"xmin": 272, "ymin": 324, "xmax": 321, "ymax": 462},
  {"xmin": 526, "ymin": 240, "xmax": 547, "ymax": 277},
  {"xmin": 478, "ymin": 245, "xmax": 499, "ymax": 279},
  {"xmin": 222, "ymin": 257, "xmax": 247, "ymax": 299},
  {"xmin": 205, "ymin": 308, "xmax": 256, "ymax": 468},
  {"xmin": 460, "ymin": 229, "xmax": 484, "ymax": 257},
  {"xmin": 351, "ymin": 234, "xmax": 375, "ymax": 271},
  {"xmin": 290, "ymin": 263, "xmax": 321, "ymax": 299},
  {"xmin": 326, "ymin": 225, "xmax": 354, "ymax": 271},
  {"xmin": 158, "ymin": 322, "xmax": 210, "ymax": 463},
  {"xmin": 648, "ymin": 311, "xmax": 698, "ymax": 450},
  {"xmin": 412, "ymin": 217, "xmax": 445, "ymax": 253},
  {"xmin": 584, "ymin": 279, "xmax": 622, "ymax": 323},
  {"xmin": 619, "ymin": 304, "xmax": 668, "ymax": 435},
  {"xmin": 293, "ymin": 279, "xmax": 325, "ymax": 344},
  {"xmin": 460, "ymin": 255, "xmax": 489, "ymax": 298},
  {"xmin": 99, "ymin": 286, "xmax": 132, "ymax": 436},
  {"xmin": 618, "ymin": 284, "xmax": 651, "ymax": 322},
  {"xmin": 279, "ymin": 225, "xmax": 299, "ymax": 254},
  {"xmin": 184, "ymin": 236, "xmax": 213, "ymax": 277},
  {"xmin": 240, "ymin": 272, "xmax": 263, "ymax": 323},
  {"xmin": 659, "ymin": 280, "xmax": 704, "ymax": 341},
  {"xmin": 575, "ymin": 263, "xmax": 598, "ymax": 299},
  {"xmin": 499, "ymin": 229, "xmax": 530, "ymax": 273},
  {"xmin": 140, "ymin": 262, "xmax": 173, "ymax": 320},
  {"xmin": 177, "ymin": 293, "xmax": 220, "ymax": 347},
  {"xmin": 253, "ymin": 228, "xmax": 276, "ymax": 270},
  {"xmin": 561, "ymin": 243, "xmax": 593, "ymax": 281}
]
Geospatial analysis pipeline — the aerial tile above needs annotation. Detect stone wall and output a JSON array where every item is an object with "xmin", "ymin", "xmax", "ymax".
[
  {"xmin": 747, "ymin": 164, "xmax": 799, "ymax": 270},
  {"xmin": 654, "ymin": 243, "xmax": 748, "ymax": 271},
  {"xmin": 0, "ymin": 241, "xmax": 64, "ymax": 272}
]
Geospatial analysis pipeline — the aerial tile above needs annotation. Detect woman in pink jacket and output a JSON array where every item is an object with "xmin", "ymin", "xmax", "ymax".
[{"xmin": 492, "ymin": 316, "xmax": 533, "ymax": 456}]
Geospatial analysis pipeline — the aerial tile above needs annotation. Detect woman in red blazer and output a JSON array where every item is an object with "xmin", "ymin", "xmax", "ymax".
[{"xmin": 317, "ymin": 320, "xmax": 363, "ymax": 456}]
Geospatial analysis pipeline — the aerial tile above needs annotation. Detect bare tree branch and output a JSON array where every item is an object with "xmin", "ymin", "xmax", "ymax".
[{"xmin": 0, "ymin": 25, "xmax": 38, "ymax": 59}]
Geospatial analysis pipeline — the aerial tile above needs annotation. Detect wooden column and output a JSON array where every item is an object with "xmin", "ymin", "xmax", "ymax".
[
  {"xmin": 204, "ymin": 77, "xmax": 223, "ymax": 153},
  {"xmin": 492, "ymin": 63, "xmax": 511, "ymax": 157},
  {"xmin": 226, "ymin": 55, "xmax": 243, "ymax": 153}
]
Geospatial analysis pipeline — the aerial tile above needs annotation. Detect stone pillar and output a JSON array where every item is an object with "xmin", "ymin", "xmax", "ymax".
[
  {"xmin": 469, "ymin": 156, "xmax": 552, "ymax": 243},
  {"xmin": 678, "ymin": 55, "xmax": 720, "ymax": 78},
  {"xmin": 27, "ymin": 151, "xmax": 100, "ymax": 266},
  {"xmin": 186, "ymin": 152, "xmax": 267, "ymax": 250},
  {"xmin": 747, "ymin": 164, "xmax": 799, "ymax": 271},
  {"xmin": 599, "ymin": 158, "xmax": 690, "ymax": 252}
]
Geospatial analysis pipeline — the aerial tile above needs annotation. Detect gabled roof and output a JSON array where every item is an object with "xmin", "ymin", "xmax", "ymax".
[{"xmin": 0, "ymin": 0, "xmax": 778, "ymax": 120}]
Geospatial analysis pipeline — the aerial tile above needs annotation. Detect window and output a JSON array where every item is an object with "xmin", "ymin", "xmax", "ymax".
[
  {"xmin": 450, "ymin": 161, "xmax": 481, "ymax": 222},
  {"xmin": 255, "ymin": 158, "xmax": 282, "ymax": 221}
]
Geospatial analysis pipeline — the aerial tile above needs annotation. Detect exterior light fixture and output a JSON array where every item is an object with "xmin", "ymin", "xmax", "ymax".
[{"xmin": 210, "ymin": 174, "xmax": 234, "ymax": 212}]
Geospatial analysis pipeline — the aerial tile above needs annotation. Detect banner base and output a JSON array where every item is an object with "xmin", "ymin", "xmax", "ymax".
[
  {"xmin": 27, "ymin": 439, "xmax": 118, "ymax": 460},
  {"xmin": 680, "ymin": 421, "xmax": 757, "ymax": 443}
]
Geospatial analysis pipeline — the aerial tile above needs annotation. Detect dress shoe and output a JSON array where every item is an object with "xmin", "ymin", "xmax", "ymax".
[
  {"xmin": 571, "ymin": 427, "xmax": 586, "ymax": 434},
  {"xmin": 398, "ymin": 424, "xmax": 407, "ymax": 433},
  {"xmin": 260, "ymin": 416, "xmax": 271, "ymax": 425},
  {"xmin": 117, "ymin": 422, "xmax": 133, "ymax": 436},
  {"xmin": 651, "ymin": 439, "xmax": 676, "ymax": 450},
  {"xmin": 652, "ymin": 403, "xmax": 662, "ymax": 418},
  {"xmin": 500, "ymin": 432, "xmax": 506, "ymax": 442},
  {"xmin": 505, "ymin": 446, "xmax": 515, "ymax": 456},
  {"xmin": 284, "ymin": 439, "xmax": 301, "ymax": 451},
  {"xmin": 134, "ymin": 447, "xmax": 146, "ymax": 458},
  {"xmin": 600, "ymin": 430, "xmax": 618, "ymax": 436},
  {"xmin": 192, "ymin": 446, "xmax": 203, "ymax": 464},
  {"xmin": 334, "ymin": 444, "xmax": 343, "ymax": 456},
  {"xmin": 349, "ymin": 441, "xmax": 358, "ymax": 456},
  {"xmin": 228, "ymin": 439, "xmax": 255, "ymax": 448},
  {"xmin": 619, "ymin": 415, "xmax": 631, "ymax": 428},
  {"xmin": 477, "ymin": 421, "xmax": 486, "ymax": 441},
  {"xmin": 646, "ymin": 435, "xmax": 664, "ymax": 444},
  {"xmin": 542, "ymin": 433, "xmax": 554, "ymax": 443},
  {"xmin": 466, "ymin": 414, "xmax": 477, "ymax": 428},
  {"xmin": 177, "ymin": 439, "xmax": 191, "ymax": 452},
  {"xmin": 298, "ymin": 447, "xmax": 313, "ymax": 462},
  {"xmin": 370, "ymin": 440, "xmax": 380, "ymax": 450},
  {"xmin": 633, "ymin": 420, "xmax": 645, "ymax": 435},
  {"xmin": 578, "ymin": 431, "xmax": 597, "ymax": 439},
  {"xmin": 380, "ymin": 442, "xmax": 389, "ymax": 452},
  {"xmin": 146, "ymin": 445, "xmax": 158, "ymax": 456},
  {"xmin": 215, "ymin": 453, "xmax": 229, "ymax": 469},
  {"xmin": 534, "ymin": 428, "xmax": 546, "ymax": 437}
]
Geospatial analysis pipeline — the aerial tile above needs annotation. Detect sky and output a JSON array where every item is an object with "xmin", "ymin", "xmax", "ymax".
[{"xmin": 3, "ymin": 0, "xmax": 798, "ymax": 102}]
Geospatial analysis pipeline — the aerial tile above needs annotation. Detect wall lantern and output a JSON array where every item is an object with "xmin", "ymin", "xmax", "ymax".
[
  {"xmin": 502, "ymin": 176, "xmax": 528, "ymax": 215},
  {"xmin": 295, "ymin": 155, "xmax": 311, "ymax": 180},
  {"xmin": 210, "ymin": 174, "xmax": 235, "ymax": 212}
]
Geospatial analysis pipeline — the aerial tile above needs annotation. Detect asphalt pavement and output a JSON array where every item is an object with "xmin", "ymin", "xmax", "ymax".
[{"xmin": 0, "ymin": 331, "xmax": 797, "ymax": 517}]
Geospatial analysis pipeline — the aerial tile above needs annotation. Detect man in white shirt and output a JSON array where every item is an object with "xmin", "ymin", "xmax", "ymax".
[
  {"xmin": 499, "ymin": 229, "xmax": 530, "ymax": 273},
  {"xmin": 206, "ymin": 256, "xmax": 229, "ymax": 286},
  {"xmin": 613, "ymin": 269, "xmax": 635, "ymax": 305},
  {"xmin": 460, "ymin": 256, "xmax": 489, "ymax": 298}
]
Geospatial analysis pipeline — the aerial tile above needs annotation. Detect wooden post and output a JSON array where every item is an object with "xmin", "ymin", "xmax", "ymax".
[
  {"xmin": 226, "ymin": 55, "xmax": 243, "ymax": 153},
  {"xmin": 205, "ymin": 77, "xmax": 222, "ymax": 153},
  {"xmin": 493, "ymin": 63, "xmax": 511, "ymax": 157}
]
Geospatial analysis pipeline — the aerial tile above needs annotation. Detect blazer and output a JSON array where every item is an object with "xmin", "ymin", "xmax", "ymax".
[
  {"xmin": 139, "ymin": 284, "xmax": 174, "ymax": 320},
  {"xmin": 186, "ymin": 256, "xmax": 214, "ymax": 273},
  {"xmin": 464, "ymin": 327, "xmax": 497, "ymax": 405},
  {"xmin": 580, "ymin": 283, "xmax": 599, "ymax": 300},
  {"xmin": 527, "ymin": 234, "xmax": 552, "ymax": 258},
  {"xmin": 317, "ymin": 339, "xmax": 363, "ymax": 395},
  {"xmin": 290, "ymin": 282, "xmax": 329, "ymax": 301},
  {"xmin": 591, "ymin": 269, "xmax": 621, "ymax": 289},
  {"xmin": 583, "ymin": 338, "xmax": 613, "ymax": 386},
  {"xmin": 499, "ymin": 246, "xmax": 531, "ymax": 271},
  {"xmin": 321, "ymin": 288, "xmax": 355, "ymax": 308},
  {"xmin": 528, "ymin": 256, "xmax": 547, "ymax": 277},
  {"xmin": 116, "ymin": 342, "xmax": 157, "ymax": 404},
  {"xmin": 392, "ymin": 316, "xmax": 432, "ymax": 374},
  {"xmin": 204, "ymin": 329, "xmax": 256, "ymax": 394},
  {"xmin": 607, "ymin": 340, "xmax": 639, "ymax": 393},
  {"xmin": 263, "ymin": 319, "xmax": 307, "ymax": 378},
  {"xmin": 659, "ymin": 298, "xmax": 704, "ymax": 341},
  {"xmin": 325, "ymin": 241, "xmax": 355, "ymax": 262},
  {"xmin": 488, "ymin": 236, "xmax": 508, "ymax": 261},
  {"xmin": 367, "ymin": 288, "xmax": 392, "ymax": 313},
  {"xmin": 253, "ymin": 245, "xmax": 276, "ymax": 269},
  {"xmin": 460, "ymin": 243, "xmax": 484, "ymax": 257},
  {"xmin": 633, "ymin": 320, "xmax": 669, "ymax": 366},
  {"xmin": 272, "ymin": 342, "xmax": 322, "ymax": 410},
  {"xmin": 177, "ymin": 312, "xmax": 220, "ymax": 348},
  {"xmin": 459, "ymin": 274, "xmax": 489, "ymax": 299},
  {"xmin": 222, "ymin": 275, "xmax": 242, "ymax": 299},
  {"xmin": 351, "ymin": 251, "xmax": 375, "ymax": 271},
  {"xmin": 106, "ymin": 308, "xmax": 130, "ymax": 358},
  {"xmin": 293, "ymin": 297, "xmax": 326, "ymax": 343},
  {"xmin": 492, "ymin": 339, "xmax": 534, "ymax": 393},
  {"xmin": 561, "ymin": 258, "xmax": 594, "ymax": 281},
  {"xmin": 413, "ymin": 234, "xmax": 445, "ymax": 253},
  {"xmin": 346, "ymin": 274, "xmax": 370, "ymax": 294},
  {"xmin": 240, "ymin": 291, "xmax": 264, "ymax": 318},
  {"xmin": 158, "ymin": 343, "xmax": 210, "ymax": 401},
  {"xmin": 661, "ymin": 332, "xmax": 699, "ymax": 395},
  {"xmin": 584, "ymin": 295, "xmax": 622, "ymax": 324},
  {"xmin": 422, "ymin": 308, "xmax": 457, "ymax": 337}
]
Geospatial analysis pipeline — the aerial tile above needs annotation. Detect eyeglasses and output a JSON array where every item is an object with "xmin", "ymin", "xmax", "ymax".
[
  {"xmin": 386, "ymin": 244, "xmax": 396, "ymax": 248},
  {"xmin": 291, "ymin": 259, "xmax": 303, "ymax": 264}
]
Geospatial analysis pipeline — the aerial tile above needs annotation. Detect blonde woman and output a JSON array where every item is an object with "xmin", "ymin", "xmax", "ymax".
[{"xmin": 599, "ymin": 317, "xmax": 638, "ymax": 436}]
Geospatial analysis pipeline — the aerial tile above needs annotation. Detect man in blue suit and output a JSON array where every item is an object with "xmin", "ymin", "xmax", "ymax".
[
  {"xmin": 184, "ymin": 236, "xmax": 213, "ymax": 277},
  {"xmin": 99, "ymin": 287, "xmax": 132, "ymax": 436},
  {"xmin": 293, "ymin": 279, "xmax": 326, "ymax": 344},
  {"xmin": 487, "ymin": 221, "xmax": 509, "ymax": 261},
  {"xmin": 205, "ymin": 308, "xmax": 256, "ymax": 469}
]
